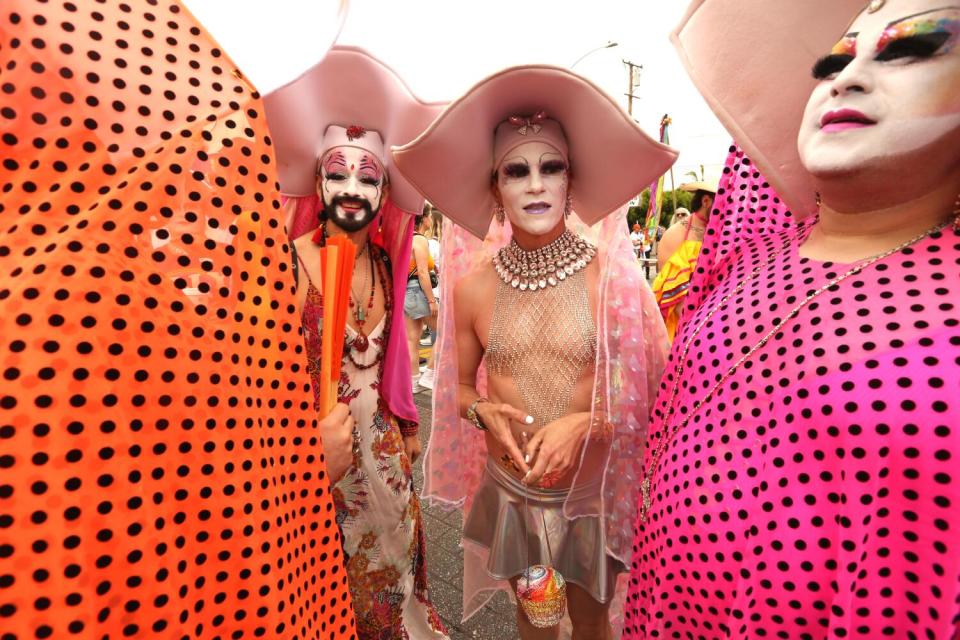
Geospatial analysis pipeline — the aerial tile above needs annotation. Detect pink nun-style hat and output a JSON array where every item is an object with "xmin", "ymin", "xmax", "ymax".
[
  {"xmin": 671, "ymin": 0, "xmax": 865, "ymax": 218},
  {"xmin": 392, "ymin": 64, "xmax": 678, "ymax": 239},
  {"xmin": 263, "ymin": 45, "xmax": 445, "ymax": 212}
]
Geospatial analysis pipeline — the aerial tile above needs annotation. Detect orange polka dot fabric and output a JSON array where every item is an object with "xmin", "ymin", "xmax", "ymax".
[{"xmin": 0, "ymin": 1, "xmax": 356, "ymax": 638}]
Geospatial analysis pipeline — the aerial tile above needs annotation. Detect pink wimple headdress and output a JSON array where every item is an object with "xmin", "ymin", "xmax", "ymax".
[{"xmin": 493, "ymin": 111, "xmax": 569, "ymax": 168}]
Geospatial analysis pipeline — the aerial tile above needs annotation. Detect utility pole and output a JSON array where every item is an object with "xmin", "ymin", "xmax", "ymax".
[{"xmin": 623, "ymin": 60, "xmax": 642, "ymax": 116}]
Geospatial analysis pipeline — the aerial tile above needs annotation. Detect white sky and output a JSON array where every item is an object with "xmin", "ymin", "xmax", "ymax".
[
  {"xmin": 335, "ymin": 0, "xmax": 732, "ymax": 185},
  {"xmin": 186, "ymin": 0, "xmax": 733, "ymax": 186}
]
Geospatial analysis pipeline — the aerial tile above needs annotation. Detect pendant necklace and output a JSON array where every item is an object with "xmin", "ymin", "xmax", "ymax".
[{"xmin": 349, "ymin": 242, "xmax": 376, "ymax": 354}]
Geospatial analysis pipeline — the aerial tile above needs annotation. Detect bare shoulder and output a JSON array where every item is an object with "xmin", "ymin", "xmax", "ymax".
[
  {"xmin": 454, "ymin": 263, "xmax": 497, "ymax": 313},
  {"xmin": 291, "ymin": 234, "xmax": 322, "ymax": 283},
  {"xmin": 662, "ymin": 221, "xmax": 689, "ymax": 243},
  {"xmin": 412, "ymin": 234, "xmax": 429, "ymax": 249},
  {"xmin": 292, "ymin": 232, "xmax": 316, "ymax": 256}
]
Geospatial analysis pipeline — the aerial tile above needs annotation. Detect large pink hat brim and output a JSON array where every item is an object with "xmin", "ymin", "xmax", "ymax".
[
  {"xmin": 263, "ymin": 46, "xmax": 445, "ymax": 213},
  {"xmin": 672, "ymin": 0, "xmax": 863, "ymax": 218},
  {"xmin": 392, "ymin": 65, "xmax": 678, "ymax": 239}
]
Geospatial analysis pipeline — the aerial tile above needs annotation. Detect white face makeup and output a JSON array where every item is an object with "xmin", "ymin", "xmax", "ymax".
[
  {"xmin": 495, "ymin": 141, "xmax": 569, "ymax": 236},
  {"xmin": 798, "ymin": 1, "xmax": 960, "ymax": 177},
  {"xmin": 318, "ymin": 145, "xmax": 386, "ymax": 232}
]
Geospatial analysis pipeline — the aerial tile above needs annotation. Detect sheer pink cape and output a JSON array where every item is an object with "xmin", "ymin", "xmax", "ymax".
[
  {"xmin": 284, "ymin": 194, "xmax": 419, "ymax": 427},
  {"xmin": 424, "ymin": 208, "xmax": 669, "ymax": 620}
]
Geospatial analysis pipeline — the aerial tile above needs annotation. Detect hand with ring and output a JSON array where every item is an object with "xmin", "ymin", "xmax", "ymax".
[{"xmin": 522, "ymin": 412, "xmax": 591, "ymax": 488}]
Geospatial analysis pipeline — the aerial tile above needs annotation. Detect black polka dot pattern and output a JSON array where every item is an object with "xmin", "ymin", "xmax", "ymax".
[
  {"xmin": 0, "ymin": 2, "xmax": 356, "ymax": 637},
  {"xmin": 624, "ymin": 147, "xmax": 960, "ymax": 639}
]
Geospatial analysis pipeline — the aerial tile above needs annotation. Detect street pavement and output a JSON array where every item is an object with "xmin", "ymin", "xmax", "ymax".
[{"xmin": 412, "ymin": 392, "xmax": 520, "ymax": 639}]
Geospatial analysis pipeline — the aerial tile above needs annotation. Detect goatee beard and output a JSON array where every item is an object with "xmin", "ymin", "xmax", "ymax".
[{"xmin": 323, "ymin": 195, "xmax": 379, "ymax": 233}]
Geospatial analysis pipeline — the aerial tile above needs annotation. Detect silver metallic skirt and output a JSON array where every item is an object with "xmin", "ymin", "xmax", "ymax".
[{"xmin": 462, "ymin": 459, "xmax": 625, "ymax": 604}]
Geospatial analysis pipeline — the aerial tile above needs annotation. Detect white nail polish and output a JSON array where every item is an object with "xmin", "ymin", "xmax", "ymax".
[
  {"xmin": 524, "ymin": 454, "xmax": 530, "ymax": 463},
  {"xmin": 524, "ymin": 416, "xmax": 534, "ymax": 425}
]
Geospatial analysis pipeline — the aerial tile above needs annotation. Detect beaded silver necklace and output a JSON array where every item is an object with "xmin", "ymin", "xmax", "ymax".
[{"xmin": 493, "ymin": 229, "xmax": 596, "ymax": 291}]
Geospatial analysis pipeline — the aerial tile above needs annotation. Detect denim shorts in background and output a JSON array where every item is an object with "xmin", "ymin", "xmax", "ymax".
[{"xmin": 404, "ymin": 279, "xmax": 431, "ymax": 320}]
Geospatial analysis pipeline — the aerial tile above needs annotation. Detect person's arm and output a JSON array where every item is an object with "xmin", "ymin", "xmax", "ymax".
[
  {"xmin": 657, "ymin": 222, "xmax": 686, "ymax": 270},
  {"xmin": 454, "ymin": 276, "xmax": 531, "ymax": 474},
  {"xmin": 412, "ymin": 235, "xmax": 437, "ymax": 315}
]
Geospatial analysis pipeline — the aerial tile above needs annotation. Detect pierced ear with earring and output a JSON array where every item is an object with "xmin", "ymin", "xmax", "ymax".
[
  {"xmin": 564, "ymin": 192, "xmax": 573, "ymax": 219},
  {"xmin": 494, "ymin": 201, "xmax": 506, "ymax": 225},
  {"xmin": 815, "ymin": 191, "xmax": 822, "ymax": 215}
]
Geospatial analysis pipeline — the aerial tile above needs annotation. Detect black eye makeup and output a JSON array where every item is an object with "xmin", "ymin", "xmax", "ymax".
[
  {"xmin": 875, "ymin": 31, "xmax": 952, "ymax": 60},
  {"xmin": 501, "ymin": 162, "xmax": 531, "ymax": 179},
  {"xmin": 812, "ymin": 9, "xmax": 960, "ymax": 80},
  {"xmin": 812, "ymin": 53, "xmax": 854, "ymax": 79},
  {"xmin": 540, "ymin": 159, "xmax": 568, "ymax": 175},
  {"xmin": 325, "ymin": 172, "xmax": 347, "ymax": 181}
]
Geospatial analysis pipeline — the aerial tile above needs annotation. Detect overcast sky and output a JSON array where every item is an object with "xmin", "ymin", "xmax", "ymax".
[
  {"xmin": 187, "ymin": 0, "xmax": 733, "ymax": 185},
  {"xmin": 335, "ymin": 0, "xmax": 732, "ymax": 184}
]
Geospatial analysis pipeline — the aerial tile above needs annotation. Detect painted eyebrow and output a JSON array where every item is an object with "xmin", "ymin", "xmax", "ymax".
[
  {"xmin": 501, "ymin": 156, "xmax": 530, "ymax": 167},
  {"xmin": 358, "ymin": 154, "xmax": 382, "ymax": 176},
  {"xmin": 885, "ymin": 5, "xmax": 960, "ymax": 27},
  {"xmin": 322, "ymin": 151, "xmax": 347, "ymax": 172},
  {"xmin": 538, "ymin": 152, "xmax": 565, "ymax": 164}
]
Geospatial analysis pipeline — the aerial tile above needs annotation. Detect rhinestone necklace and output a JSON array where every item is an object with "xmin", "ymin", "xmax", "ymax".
[
  {"xmin": 638, "ymin": 216, "xmax": 950, "ymax": 523},
  {"xmin": 493, "ymin": 229, "xmax": 596, "ymax": 291}
]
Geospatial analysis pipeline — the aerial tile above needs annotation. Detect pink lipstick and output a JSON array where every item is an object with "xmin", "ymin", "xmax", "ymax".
[{"xmin": 820, "ymin": 108, "xmax": 876, "ymax": 132}]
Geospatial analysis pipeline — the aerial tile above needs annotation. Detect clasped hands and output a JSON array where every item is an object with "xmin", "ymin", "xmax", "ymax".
[{"xmin": 474, "ymin": 402, "xmax": 591, "ymax": 488}]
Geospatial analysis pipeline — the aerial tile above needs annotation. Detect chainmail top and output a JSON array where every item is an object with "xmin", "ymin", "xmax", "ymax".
[{"xmin": 485, "ymin": 268, "xmax": 597, "ymax": 428}]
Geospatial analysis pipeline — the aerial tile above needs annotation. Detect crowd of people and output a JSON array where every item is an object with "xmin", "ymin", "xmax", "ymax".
[{"xmin": 2, "ymin": 0, "xmax": 958, "ymax": 639}]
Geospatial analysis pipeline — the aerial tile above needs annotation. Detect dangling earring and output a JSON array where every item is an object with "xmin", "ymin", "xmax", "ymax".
[
  {"xmin": 564, "ymin": 193, "xmax": 573, "ymax": 219},
  {"xmin": 815, "ymin": 191, "xmax": 822, "ymax": 215},
  {"xmin": 494, "ymin": 202, "xmax": 506, "ymax": 225}
]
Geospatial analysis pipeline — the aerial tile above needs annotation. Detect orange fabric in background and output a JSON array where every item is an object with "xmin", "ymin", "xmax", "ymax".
[{"xmin": 0, "ymin": 2, "xmax": 356, "ymax": 638}]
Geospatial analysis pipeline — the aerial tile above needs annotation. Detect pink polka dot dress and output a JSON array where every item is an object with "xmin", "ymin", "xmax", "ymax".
[{"xmin": 624, "ymin": 149, "xmax": 960, "ymax": 639}]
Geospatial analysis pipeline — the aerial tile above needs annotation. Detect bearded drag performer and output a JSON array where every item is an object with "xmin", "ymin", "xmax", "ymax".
[
  {"xmin": 263, "ymin": 47, "xmax": 448, "ymax": 639},
  {"xmin": 0, "ymin": 2, "xmax": 360, "ymax": 638},
  {"xmin": 393, "ymin": 66, "xmax": 676, "ymax": 639},
  {"xmin": 625, "ymin": 0, "xmax": 960, "ymax": 638}
]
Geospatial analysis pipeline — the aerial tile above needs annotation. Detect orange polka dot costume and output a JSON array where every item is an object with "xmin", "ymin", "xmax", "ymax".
[{"xmin": 0, "ymin": 1, "xmax": 356, "ymax": 637}]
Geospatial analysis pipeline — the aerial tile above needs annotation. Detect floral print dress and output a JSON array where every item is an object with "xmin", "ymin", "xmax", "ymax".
[{"xmin": 300, "ymin": 269, "xmax": 447, "ymax": 640}]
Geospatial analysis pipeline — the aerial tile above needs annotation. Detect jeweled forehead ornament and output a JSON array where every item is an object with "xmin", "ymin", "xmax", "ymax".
[
  {"xmin": 508, "ymin": 110, "xmax": 547, "ymax": 136},
  {"xmin": 867, "ymin": 0, "xmax": 885, "ymax": 13}
]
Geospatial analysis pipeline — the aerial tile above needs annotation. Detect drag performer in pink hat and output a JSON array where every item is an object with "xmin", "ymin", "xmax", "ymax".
[
  {"xmin": 264, "ymin": 47, "xmax": 449, "ymax": 639},
  {"xmin": 624, "ymin": 0, "xmax": 960, "ymax": 637},
  {"xmin": 394, "ymin": 65, "xmax": 676, "ymax": 638}
]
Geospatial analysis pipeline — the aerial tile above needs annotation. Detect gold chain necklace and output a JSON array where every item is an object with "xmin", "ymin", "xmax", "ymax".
[{"xmin": 638, "ymin": 217, "xmax": 949, "ymax": 523}]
